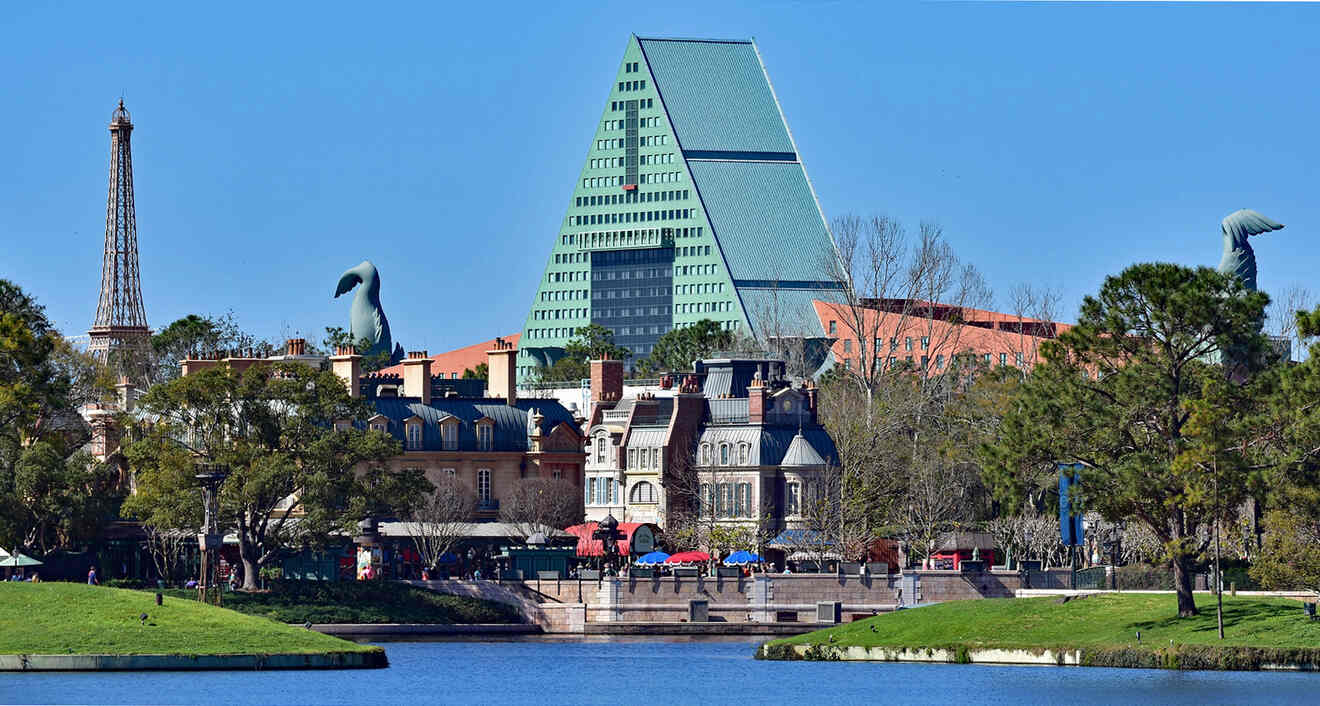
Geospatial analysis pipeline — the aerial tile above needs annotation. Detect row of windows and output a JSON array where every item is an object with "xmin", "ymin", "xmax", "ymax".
[
  {"xmin": 841, "ymin": 351, "xmax": 1026, "ymax": 372},
  {"xmin": 610, "ymin": 98, "xmax": 653, "ymax": 111},
  {"xmin": 594, "ymin": 288, "xmax": 669, "ymax": 300},
  {"xmin": 571, "ymin": 208, "xmax": 692, "ymax": 226},
  {"xmin": 539, "ymin": 289, "xmax": 586, "ymax": 302},
  {"xmin": 565, "ymin": 226, "xmax": 703, "ymax": 250},
  {"xmin": 527, "ymin": 327, "xmax": 575, "ymax": 340},
  {"xmin": 677, "ymin": 301, "xmax": 733, "ymax": 315},
  {"xmin": 412, "ymin": 467, "xmax": 493, "ymax": 501},
  {"xmin": 575, "ymin": 189, "xmax": 689, "ymax": 209},
  {"xmin": 628, "ymin": 446, "xmax": 660, "ymax": 470},
  {"xmin": 547, "ymin": 270, "xmax": 586, "ymax": 283},
  {"xmin": 639, "ymin": 152, "xmax": 674, "ymax": 165},
  {"xmin": 603, "ymin": 116, "xmax": 659, "ymax": 130},
  {"xmin": 584, "ymin": 175, "xmax": 623, "ymax": 189},
  {"xmin": 676, "ymin": 282, "xmax": 724, "ymax": 295},
  {"xmin": 700, "ymin": 441, "xmax": 754, "ymax": 467},
  {"xmin": 402, "ymin": 419, "xmax": 488, "ymax": 452},
  {"xmin": 553, "ymin": 252, "xmax": 587, "ymax": 265},
  {"xmin": 623, "ymin": 61, "xmax": 640, "ymax": 73},
  {"xmin": 675, "ymin": 319, "xmax": 740, "ymax": 331},
  {"xmin": 592, "ymin": 267, "xmax": 670, "ymax": 282},
  {"xmin": 677, "ymin": 263, "xmax": 716, "ymax": 276},
  {"xmin": 640, "ymin": 171, "xmax": 682, "ymax": 184},
  {"xmin": 618, "ymin": 79, "xmax": 647, "ymax": 92},
  {"xmin": 700, "ymin": 482, "xmax": 755, "ymax": 518},
  {"xmin": 531, "ymin": 307, "xmax": 587, "ymax": 321}
]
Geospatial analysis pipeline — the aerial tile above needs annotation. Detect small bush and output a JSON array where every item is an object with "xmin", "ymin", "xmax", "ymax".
[{"xmin": 756, "ymin": 642, "xmax": 801, "ymax": 661}]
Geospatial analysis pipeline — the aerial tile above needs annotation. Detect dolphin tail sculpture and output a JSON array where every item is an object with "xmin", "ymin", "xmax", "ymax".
[
  {"xmin": 333, "ymin": 260, "xmax": 396, "ymax": 359},
  {"xmin": 1218, "ymin": 209, "xmax": 1284, "ymax": 292}
]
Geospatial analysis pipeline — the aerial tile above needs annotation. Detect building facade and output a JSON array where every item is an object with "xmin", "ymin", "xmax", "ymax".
[
  {"xmin": 181, "ymin": 339, "xmax": 588, "ymax": 522},
  {"xmin": 518, "ymin": 36, "xmax": 840, "ymax": 379},
  {"xmin": 582, "ymin": 356, "xmax": 837, "ymax": 535}
]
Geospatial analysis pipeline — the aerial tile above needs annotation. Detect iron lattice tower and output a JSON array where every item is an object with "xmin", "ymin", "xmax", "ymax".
[{"xmin": 88, "ymin": 99, "xmax": 150, "ymax": 372}]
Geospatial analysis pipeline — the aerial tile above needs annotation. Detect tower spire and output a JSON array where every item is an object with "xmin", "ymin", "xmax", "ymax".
[{"xmin": 88, "ymin": 99, "xmax": 150, "ymax": 378}]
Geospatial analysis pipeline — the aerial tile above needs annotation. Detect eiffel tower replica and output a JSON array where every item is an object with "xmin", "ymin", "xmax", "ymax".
[{"xmin": 88, "ymin": 99, "xmax": 151, "ymax": 382}]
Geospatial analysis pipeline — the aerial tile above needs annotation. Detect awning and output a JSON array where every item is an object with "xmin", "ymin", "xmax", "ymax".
[
  {"xmin": 0, "ymin": 553, "xmax": 43, "ymax": 567},
  {"xmin": 767, "ymin": 529, "xmax": 833, "ymax": 548},
  {"xmin": 565, "ymin": 522, "xmax": 660, "ymax": 558}
]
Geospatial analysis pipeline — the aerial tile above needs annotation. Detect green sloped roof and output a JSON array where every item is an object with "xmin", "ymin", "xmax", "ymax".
[
  {"xmin": 689, "ymin": 160, "xmax": 833, "ymax": 281},
  {"xmin": 638, "ymin": 38, "xmax": 794, "ymax": 154},
  {"xmin": 736, "ymin": 287, "xmax": 835, "ymax": 336}
]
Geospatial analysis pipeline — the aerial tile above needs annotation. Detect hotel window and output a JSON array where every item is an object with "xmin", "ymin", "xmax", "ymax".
[
  {"xmin": 628, "ymin": 448, "xmax": 636, "ymax": 468},
  {"xmin": 936, "ymin": 354, "xmax": 945, "ymax": 369},
  {"xmin": 738, "ymin": 443, "xmax": 749, "ymax": 466},
  {"xmin": 736, "ymin": 482, "xmax": 752, "ymax": 517},
  {"xmin": 701, "ymin": 443, "xmax": 711, "ymax": 465},
  {"xmin": 1015, "ymin": 352, "xmax": 1024, "ymax": 367},
  {"xmin": 999, "ymin": 353, "xmax": 1007, "ymax": 366},
  {"xmin": 921, "ymin": 336, "xmax": 929, "ymax": 349},
  {"xmin": 476, "ymin": 423, "xmax": 493, "ymax": 451},
  {"xmin": 842, "ymin": 339, "xmax": 851, "ymax": 354},
  {"xmin": 786, "ymin": 481, "xmax": 801, "ymax": 516},
  {"xmin": 334, "ymin": 420, "xmax": 350, "ymax": 432},
  {"xmin": 700, "ymin": 483, "xmax": 713, "ymax": 516},
  {"xmin": 921, "ymin": 355, "xmax": 929, "ymax": 369},
  {"xmin": 477, "ymin": 469, "xmax": 491, "ymax": 501},
  {"xmin": 650, "ymin": 448, "xmax": 659, "ymax": 469},
  {"xmin": 443, "ymin": 467, "xmax": 456, "ymax": 478},
  {"xmin": 720, "ymin": 444, "xmax": 729, "ymax": 465},
  {"xmin": 441, "ymin": 421, "xmax": 458, "ymax": 451},
  {"xmin": 828, "ymin": 320, "xmax": 837, "ymax": 335},
  {"xmin": 905, "ymin": 337, "xmax": 913, "ymax": 351},
  {"xmin": 406, "ymin": 422, "xmax": 422, "ymax": 451},
  {"xmin": 586, "ymin": 478, "xmax": 595, "ymax": 505}
]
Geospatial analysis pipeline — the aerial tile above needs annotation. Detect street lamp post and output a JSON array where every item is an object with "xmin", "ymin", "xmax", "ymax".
[
  {"xmin": 195, "ymin": 462, "xmax": 229, "ymax": 606},
  {"xmin": 593, "ymin": 513, "xmax": 623, "ymax": 576}
]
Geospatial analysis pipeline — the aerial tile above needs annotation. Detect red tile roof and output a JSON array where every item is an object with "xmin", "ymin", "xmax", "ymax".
[{"xmin": 373, "ymin": 334, "xmax": 521, "ymax": 380}]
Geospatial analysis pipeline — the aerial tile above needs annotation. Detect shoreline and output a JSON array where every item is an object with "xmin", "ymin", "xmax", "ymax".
[
  {"xmin": 756, "ymin": 642, "xmax": 1320, "ymax": 671},
  {"xmin": 311, "ymin": 621, "xmax": 828, "ymax": 638},
  {"xmin": 0, "ymin": 650, "xmax": 388, "ymax": 672}
]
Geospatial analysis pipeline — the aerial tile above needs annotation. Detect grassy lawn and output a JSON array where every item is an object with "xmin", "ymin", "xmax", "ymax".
[
  {"xmin": 155, "ymin": 580, "xmax": 522, "ymax": 625},
  {"xmin": 0, "ymin": 583, "xmax": 378, "ymax": 656},
  {"xmin": 776, "ymin": 594, "xmax": 1320, "ymax": 651}
]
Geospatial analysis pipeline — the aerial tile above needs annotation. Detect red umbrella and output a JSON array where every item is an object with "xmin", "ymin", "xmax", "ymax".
[{"xmin": 665, "ymin": 551, "xmax": 711, "ymax": 564}]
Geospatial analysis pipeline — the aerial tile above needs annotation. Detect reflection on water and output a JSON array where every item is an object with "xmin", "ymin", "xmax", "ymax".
[{"xmin": 3, "ymin": 639, "xmax": 1318, "ymax": 706}]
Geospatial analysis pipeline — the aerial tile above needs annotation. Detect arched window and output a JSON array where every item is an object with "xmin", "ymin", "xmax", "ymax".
[
  {"xmin": 629, "ymin": 481, "xmax": 657, "ymax": 504},
  {"xmin": 720, "ymin": 444, "xmax": 729, "ymax": 465},
  {"xmin": 701, "ymin": 443, "xmax": 711, "ymax": 465},
  {"xmin": 440, "ymin": 419, "xmax": 458, "ymax": 451},
  {"xmin": 406, "ymin": 422, "xmax": 423, "ymax": 451},
  {"xmin": 738, "ymin": 443, "xmax": 749, "ymax": 466},
  {"xmin": 596, "ymin": 435, "xmax": 606, "ymax": 464}
]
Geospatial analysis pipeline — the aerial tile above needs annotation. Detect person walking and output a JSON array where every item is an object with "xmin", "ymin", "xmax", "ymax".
[{"xmin": 87, "ymin": 566, "xmax": 99, "ymax": 585}]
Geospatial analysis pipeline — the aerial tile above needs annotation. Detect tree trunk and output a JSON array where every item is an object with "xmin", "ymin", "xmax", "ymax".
[
  {"xmin": 1172, "ymin": 554, "xmax": 1199, "ymax": 617},
  {"xmin": 238, "ymin": 534, "xmax": 261, "ymax": 591}
]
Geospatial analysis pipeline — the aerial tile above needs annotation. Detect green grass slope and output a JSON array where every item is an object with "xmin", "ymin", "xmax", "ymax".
[
  {"xmin": 157, "ymin": 580, "xmax": 522, "ymax": 625},
  {"xmin": 0, "ymin": 583, "xmax": 378, "ymax": 656},
  {"xmin": 763, "ymin": 595, "xmax": 1320, "ymax": 669}
]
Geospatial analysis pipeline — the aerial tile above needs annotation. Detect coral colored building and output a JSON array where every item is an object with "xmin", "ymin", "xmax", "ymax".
[{"xmin": 812, "ymin": 299, "xmax": 1073, "ymax": 375}]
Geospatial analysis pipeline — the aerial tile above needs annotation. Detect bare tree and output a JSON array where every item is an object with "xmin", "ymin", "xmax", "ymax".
[
  {"xmin": 499, "ymin": 477, "xmax": 584, "ymax": 539},
  {"xmin": 404, "ymin": 476, "xmax": 476, "ymax": 571},
  {"xmin": 1267, "ymin": 285, "xmax": 1315, "ymax": 362},
  {"xmin": 143, "ymin": 525, "xmax": 191, "ymax": 585},
  {"xmin": 1004, "ymin": 283, "xmax": 1063, "ymax": 369}
]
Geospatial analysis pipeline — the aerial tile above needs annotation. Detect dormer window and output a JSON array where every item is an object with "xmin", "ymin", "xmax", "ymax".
[
  {"xmin": 367, "ymin": 414, "xmax": 388, "ymax": 434},
  {"xmin": 370, "ymin": 421, "xmax": 386, "ymax": 433},
  {"xmin": 334, "ymin": 420, "xmax": 350, "ymax": 432},
  {"xmin": 701, "ymin": 443, "xmax": 712, "ymax": 466},
  {"xmin": 738, "ymin": 443, "xmax": 749, "ymax": 466},
  {"xmin": 595, "ymin": 435, "xmax": 606, "ymax": 464},
  {"xmin": 719, "ymin": 443, "xmax": 729, "ymax": 466},
  {"xmin": 406, "ymin": 421, "xmax": 423, "ymax": 451},
  {"xmin": 441, "ymin": 419, "xmax": 459, "ymax": 451},
  {"xmin": 476, "ymin": 419, "xmax": 494, "ymax": 451}
]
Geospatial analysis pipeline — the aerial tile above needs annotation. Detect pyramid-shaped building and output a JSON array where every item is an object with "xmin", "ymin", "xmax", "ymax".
[{"xmin": 518, "ymin": 36, "xmax": 839, "ymax": 380}]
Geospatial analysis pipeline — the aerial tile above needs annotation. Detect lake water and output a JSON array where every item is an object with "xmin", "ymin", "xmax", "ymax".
[{"xmin": 4, "ymin": 638, "xmax": 1318, "ymax": 705}]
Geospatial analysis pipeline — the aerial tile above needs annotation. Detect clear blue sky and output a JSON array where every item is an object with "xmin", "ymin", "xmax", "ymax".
[{"xmin": 3, "ymin": 1, "xmax": 1317, "ymax": 352}]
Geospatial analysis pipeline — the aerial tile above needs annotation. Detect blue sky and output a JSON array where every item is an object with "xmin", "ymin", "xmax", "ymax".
[{"xmin": 3, "ymin": 1, "xmax": 1317, "ymax": 352}]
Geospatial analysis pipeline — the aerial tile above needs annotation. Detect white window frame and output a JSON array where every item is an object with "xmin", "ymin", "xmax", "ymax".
[
  {"xmin": 477, "ymin": 468, "xmax": 491, "ymax": 501},
  {"xmin": 406, "ymin": 422, "xmax": 422, "ymax": 451}
]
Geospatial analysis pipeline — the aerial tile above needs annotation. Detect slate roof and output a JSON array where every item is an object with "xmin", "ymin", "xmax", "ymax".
[
  {"xmin": 364, "ymin": 397, "xmax": 579, "ymax": 453},
  {"xmin": 781, "ymin": 432, "xmax": 827, "ymax": 467},
  {"xmin": 687, "ymin": 161, "xmax": 835, "ymax": 283},
  {"xmin": 696, "ymin": 426, "xmax": 837, "ymax": 467},
  {"xmin": 638, "ymin": 37, "xmax": 794, "ymax": 154}
]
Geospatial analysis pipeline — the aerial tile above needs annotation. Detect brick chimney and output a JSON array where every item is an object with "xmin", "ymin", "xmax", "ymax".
[
  {"xmin": 115, "ymin": 376, "xmax": 135, "ymax": 413},
  {"xmin": 590, "ymin": 354, "xmax": 624, "ymax": 403},
  {"xmin": 803, "ymin": 380, "xmax": 818, "ymax": 424},
  {"xmin": 402, "ymin": 350, "xmax": 432, "ymax": 404},
  {"xmin": 286, "ymin": 338, "xmax": 307, "ymax": 356},
  {"xmin": 330, "ymin": 345, "xmax": 362, "ymax": 398},
  {"xmin": 748, "ymin": 371, "xmax": 767, "ymax": 424},
  {"xmin": 487, "ymin": 337, "xmax": 518, "ymax": 405}
]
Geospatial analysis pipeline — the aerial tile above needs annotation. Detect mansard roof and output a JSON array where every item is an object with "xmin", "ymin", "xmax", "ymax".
[{"xmin": 365, "ymin": 397, "xmax": 580, "ymax": 453}]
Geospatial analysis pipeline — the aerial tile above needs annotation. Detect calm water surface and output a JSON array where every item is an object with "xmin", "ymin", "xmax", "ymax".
[{"xmin": 3, "ymin": 638, "xmax": 1318, "ymax": 705}]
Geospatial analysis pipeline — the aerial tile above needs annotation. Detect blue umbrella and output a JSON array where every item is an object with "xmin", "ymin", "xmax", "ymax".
[
  {"xmin": 723, "ymin": 550, "xmax": 763, "ymax": 566},
  {"xmin": 436, "ymin": 552, "xmax": 459, "ymax": 565},
  {"xmin": 635, "ymin": 551, "xmax": 670, "ymax": 566}
]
